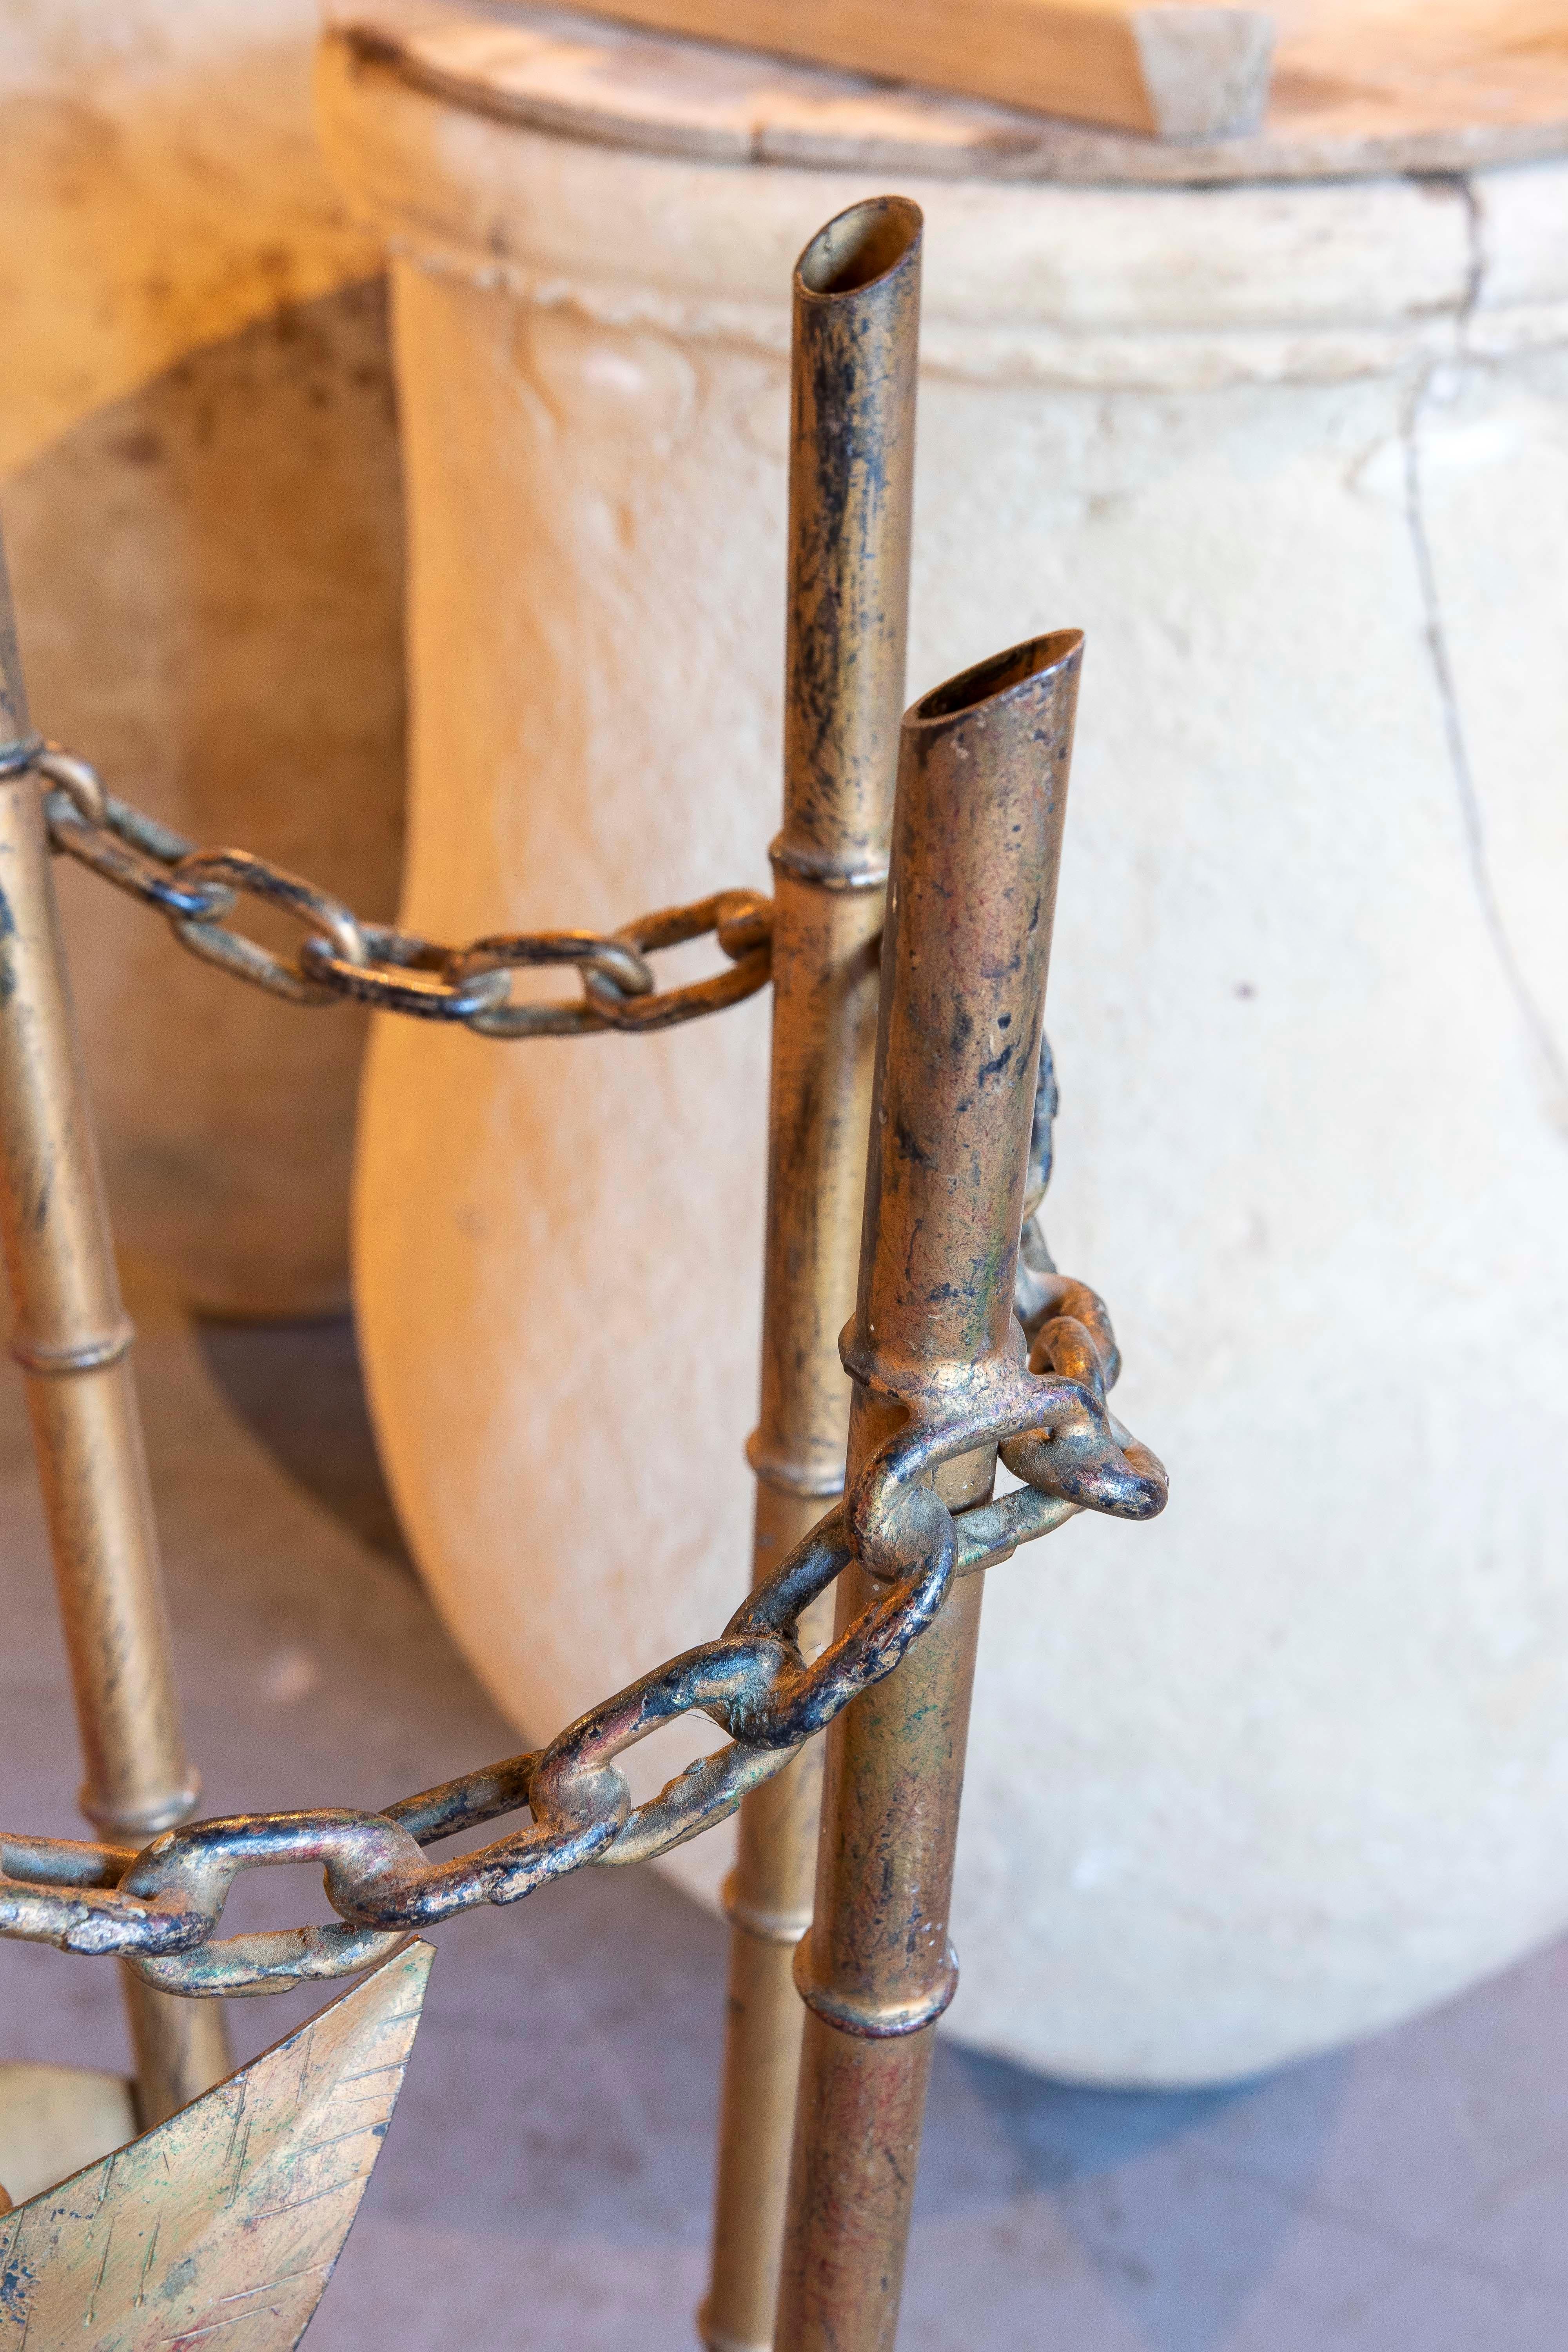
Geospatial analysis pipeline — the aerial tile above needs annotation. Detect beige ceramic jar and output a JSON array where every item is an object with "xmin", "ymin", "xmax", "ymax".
[{"xmin": 322, "ymin": 7, "xmax": 1568, "ymax": 2085}]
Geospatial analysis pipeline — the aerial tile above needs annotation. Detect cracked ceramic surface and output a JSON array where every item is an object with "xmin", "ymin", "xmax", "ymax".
[{"xmin": 325, "ymin": 29, "xmax": 1568, "ymax": 2084}]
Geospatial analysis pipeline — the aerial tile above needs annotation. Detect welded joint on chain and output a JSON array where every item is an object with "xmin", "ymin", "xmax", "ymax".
[
  {"xmin": 952, "ymin": 1485, "xmax": 1079, "ymax": 1577},
  {"xmin": 10, "ymin": 1319, "xmax": 134, "ymax": 1376}
]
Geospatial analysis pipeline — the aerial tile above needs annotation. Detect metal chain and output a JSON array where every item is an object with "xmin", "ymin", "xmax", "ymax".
[
  {"xmin": 34, "ymin": 748, "xmax": 771, "ymax": 1036},
  {"xmin": 4, "ymin": 763, "xmax": 1163, "ymax": 2004},
  {"xmin": 0, "ymin": 1265, "xmax": 1166, "ymax": 2000},
  {"xmin": 1014, "ymin": 1030, "xmax": 1060, "ymax": 1318}
]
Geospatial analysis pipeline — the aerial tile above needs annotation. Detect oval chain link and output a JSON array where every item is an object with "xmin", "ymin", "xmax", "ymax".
[
  {"xmin": 38, "ymin": 748, "xmax": 772, "ymax": 1034},
  {"xmin": 0, "ymin": 1280, "xmax": 1164, "ymax": 1998},
  {"xmin": 3, "ymin": 756, "xmax": 1167, "ymax": 2000}
]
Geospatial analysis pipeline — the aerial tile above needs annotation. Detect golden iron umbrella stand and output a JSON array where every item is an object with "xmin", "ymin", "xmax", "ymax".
[
  {"xmin": 701, "ymin": 194, "xmax": 921, "ymax": 2352},
  {"xmin": 0, "ymin": 198, "xmax": 1166, "ymax": 2347},
  {"xmin": 778, "ymin": 631, "xmax": 1093, "ymax": 2350},
  {"xmin": 0, "ymin": 544, "xmax": 231, "ymax": 2131}
]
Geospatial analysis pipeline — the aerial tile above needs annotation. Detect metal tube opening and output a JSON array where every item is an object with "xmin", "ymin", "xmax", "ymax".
[
  {"xmin": 796, "ymin": 195, "xmax": 922, "ymax": 300},
  {"xmin": 912, "ymin": 628, "xmax": 1083, "ymax": 725}
]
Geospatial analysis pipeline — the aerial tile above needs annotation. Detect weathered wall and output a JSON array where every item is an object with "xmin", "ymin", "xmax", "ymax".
[{"xmin": 0, "ymin": 2, "xmax": 405, "ymax": 1312}]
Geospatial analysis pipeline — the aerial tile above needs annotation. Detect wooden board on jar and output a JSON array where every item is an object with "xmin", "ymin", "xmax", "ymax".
[{"xmin": 328, "ymin": 0, "xmax": 1568, "ymax": 183}]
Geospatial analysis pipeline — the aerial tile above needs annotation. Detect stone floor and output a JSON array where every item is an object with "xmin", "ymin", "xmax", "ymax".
[{"xmin": 2, "ymin": 1272, "xmax": 1565, "ymax": 2350}]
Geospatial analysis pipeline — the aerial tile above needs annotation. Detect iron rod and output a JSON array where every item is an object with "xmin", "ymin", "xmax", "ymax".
[
  {"xmin": 775, "ymin": 629, "xmax": 1085, "ymax": 2350},
  {"xmin": 700, "ymin": 194, "xmax": 922, "ymax": 2352},
  {"xmin": 0, "ymin": 535, "xmax": 230, "ymax": 2125}
]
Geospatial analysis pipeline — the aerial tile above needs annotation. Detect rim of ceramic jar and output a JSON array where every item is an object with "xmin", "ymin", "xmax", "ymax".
[{"xmin": 317, "ymin": 37, "xmax": 1568, "ymax": 389}]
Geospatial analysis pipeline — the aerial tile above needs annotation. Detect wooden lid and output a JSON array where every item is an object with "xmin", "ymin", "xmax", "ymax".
[{"xmin": 328, "ymin": 0, "xmax": 1568, "ymax": 183}]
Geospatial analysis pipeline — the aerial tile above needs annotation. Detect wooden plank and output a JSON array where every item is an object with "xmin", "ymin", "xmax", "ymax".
[
  {"xmin": 330, "ymin": 2, "xmax": 1568, "ymax": 187},
  {"xmin": 567, "ymin": 0, "xmax": 1277, "ymax": 139}
]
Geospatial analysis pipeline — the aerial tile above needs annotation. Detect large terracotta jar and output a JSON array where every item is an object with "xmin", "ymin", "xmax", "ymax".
[{"xmin": 321, "ymin": 7, "xmax": 1568, "ymax": 2084}]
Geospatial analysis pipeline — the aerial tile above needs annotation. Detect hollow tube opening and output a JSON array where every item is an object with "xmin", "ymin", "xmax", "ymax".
[
  {"xmin": 912, "ymin": 629, "xmax": 1083, "ymax": 726},
  {"xmin": 797, "ymin": 194, "xmax": 922, "ymax": 299}
]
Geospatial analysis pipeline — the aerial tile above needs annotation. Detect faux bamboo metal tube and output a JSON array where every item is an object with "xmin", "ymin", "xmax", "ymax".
[
  {"xmin": 775, "ymin": 629, "xmax": 1084, "ymax": 2351},
  {"xmin": 699, "ymin": 196, "xmax": 922, "ymax": 2352},
  {"xmin": 0, "ymin": 542, "xmax": 230, "ymax": 2125}
]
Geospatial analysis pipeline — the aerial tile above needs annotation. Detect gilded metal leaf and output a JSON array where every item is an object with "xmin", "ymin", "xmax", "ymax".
[{"xmin": 0, "ymin": 1939, "xmax": 432, "ymax": 2350}]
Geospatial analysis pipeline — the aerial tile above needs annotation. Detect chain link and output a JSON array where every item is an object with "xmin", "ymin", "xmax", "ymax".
[
  {"xmin": 4, "ymin": 757, "xmax": 1165, "ymax": 2003},
  {"xmin": 36, "ymin": 748, "xmax": 771, "ymax": 1036},
  {"xmin": 0, "ymin": 1273, "xmax": 1165, "ymax": 1999}
]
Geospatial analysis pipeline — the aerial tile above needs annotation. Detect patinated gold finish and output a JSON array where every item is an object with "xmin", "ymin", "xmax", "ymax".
[
  {"xmin": 776, "ymin": 631, "xmax": 1086, "ymax": 2350},
  {"xmin": 0, "ymin": 1939, "xmax": 430, "ymax": 2348},
  {"xmin": 700, "ymin": 194, "xmax": 921, "ymax": 2352},
  {"xmin": 0, "ymin": 250, "xmax": 1174, "ymax": 2342},
  {"xmin": 0, "ymin": 541, "xmax": 229, "ymax": 2127}
]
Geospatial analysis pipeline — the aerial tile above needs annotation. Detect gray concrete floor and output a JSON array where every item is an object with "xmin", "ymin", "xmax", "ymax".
[{"xmin": 2, "ymin": 1272, "xmax": 1565, "ymax": 2350}]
